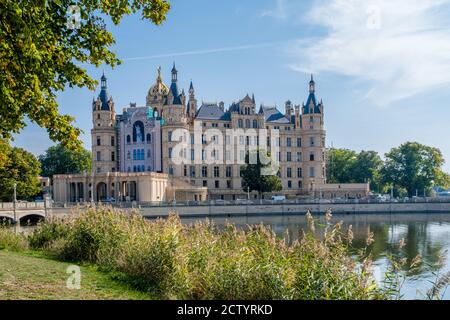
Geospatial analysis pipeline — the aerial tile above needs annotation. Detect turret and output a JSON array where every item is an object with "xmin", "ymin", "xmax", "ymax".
[
  {"xmin": 187, "ymin": 80, "xmax": 197, "ymax": 118},
  {"xmin": 91, "ymin": 73, "xmax": 118, "ymax": 174}
]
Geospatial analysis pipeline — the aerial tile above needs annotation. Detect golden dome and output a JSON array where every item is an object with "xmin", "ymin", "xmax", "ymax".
[{"xmin": 148, "ymin": 66, "xmax": 169, "ymax": 97}]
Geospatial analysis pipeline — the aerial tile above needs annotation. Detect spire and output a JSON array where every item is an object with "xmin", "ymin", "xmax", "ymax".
[
  {"xmin": 98, "ymin": 73, "xmax": 111, "ymax": 110},
  {"xmin": 101, "ymin": 71, "xmax": 107, "ymax": 89},
  {"xmin": 171, "ymin": 62, "xmax": 178, "ymax": 82},
  {"xmin": 309, "ymin": 74, "xmax": 315, "ymax": 93},
  {"xmin": 189, "ymin": 80, "xmax": 195, "ymax": 96},
  {"xmin": 252, "ymin": 93, "xmax": 255, "ymax": 104}
]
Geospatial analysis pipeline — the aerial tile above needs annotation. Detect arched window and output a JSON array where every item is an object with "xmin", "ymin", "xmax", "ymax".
[
  {"xmin": 126, "ymin": 135, "xmax": 131, "ymax": 144},
  {"xmin": 146, "ymin": 133, "xmax": 151, "ymax": 143},
  {"xmin": 132, "ymin": 121, "xmax": 145, "ymax": 142},
  {"xmin": 253, "ymin": 120, "xmax": 258, "ymax": 128}
]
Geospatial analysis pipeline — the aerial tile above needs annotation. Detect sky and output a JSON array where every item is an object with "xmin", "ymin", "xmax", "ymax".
[{"xmin": 12, "ymin": 0, "xmax": 450, "ymax": 172}]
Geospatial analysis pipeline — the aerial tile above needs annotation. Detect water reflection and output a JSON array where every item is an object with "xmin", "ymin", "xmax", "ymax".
[{"xmin": 182, "ymin": 213, "xmax": 450, "ymax": 300}]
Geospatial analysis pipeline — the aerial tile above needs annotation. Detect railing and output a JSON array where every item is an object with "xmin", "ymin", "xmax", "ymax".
[
  {"xmin": 0, "ymin": 202, "xmax": 46, "ymax": 210},
  {"xmin": 52, "ymin": 196, "xmax": 450, "ymax": 209}
]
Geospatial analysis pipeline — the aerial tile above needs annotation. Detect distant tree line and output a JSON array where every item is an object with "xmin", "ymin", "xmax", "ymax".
[
  {"xmin": 0, "ymin": 139, "xmax": 91, "ymax": 201},
  {"xmin": 327, "ymin": 142, "xmax": 450, "ymax": 197}
]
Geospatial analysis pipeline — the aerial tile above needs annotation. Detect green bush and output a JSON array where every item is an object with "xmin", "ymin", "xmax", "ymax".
[
  {"xmin": 29, "ymin": 208, "xmax": 387, "ymax": 300},
  {"xmin": 0, "ymin": 227, "xmax": 28, "ymax": 251}
]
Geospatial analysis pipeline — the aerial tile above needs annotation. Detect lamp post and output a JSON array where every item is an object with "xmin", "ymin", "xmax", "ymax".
[
  {"xmin": 247, "ymin": 187, "xmax": 250, "ymax": 201},
  {"xmin": 13, "ymin": 183, "xmax": 17, "ymax": 224}
]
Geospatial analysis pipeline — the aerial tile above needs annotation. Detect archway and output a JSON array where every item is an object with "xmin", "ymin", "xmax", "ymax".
[{"xmin": 96, "ymin": 182, "xmax": 107, "ymax": 202}]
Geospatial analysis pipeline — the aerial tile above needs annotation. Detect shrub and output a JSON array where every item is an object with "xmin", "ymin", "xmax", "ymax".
[
  {"xmin": 0, "ymin": 227, "xmax": 28, "ymax": 251},
  {"xmin": 29, "ymin": 207, "xmax": 387, "ymax": 300}
]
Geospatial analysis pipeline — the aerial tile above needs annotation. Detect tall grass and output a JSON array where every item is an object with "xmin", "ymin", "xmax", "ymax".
[
  {"xmin": 0, "ymin": 226, "xmax": 28, "ymax": 251},
  {"xmin": 28, "ymin": 207, "xmax": 387, "ymax": 300}
]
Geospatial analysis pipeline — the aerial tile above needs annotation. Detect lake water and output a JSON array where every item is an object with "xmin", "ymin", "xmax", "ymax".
[{"xmin": 182, "ymin": 213, "xmax": 450, "ymax": 300}]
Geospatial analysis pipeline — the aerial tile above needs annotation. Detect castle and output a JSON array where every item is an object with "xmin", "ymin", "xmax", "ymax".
[{"xmin": 52, "ymin": 64, "xmax": 368, "ymax": 203}]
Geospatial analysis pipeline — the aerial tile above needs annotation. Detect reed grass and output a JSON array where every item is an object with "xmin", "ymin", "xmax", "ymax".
[{"xmin": 26, "ymin": 207, "xmax": 387, "ymax": 300}]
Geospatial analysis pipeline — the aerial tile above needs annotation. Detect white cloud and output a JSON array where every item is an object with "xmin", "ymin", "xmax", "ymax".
[{"xmin": 288, "ymin": 0, "xmax": 450, "ymax": 106}]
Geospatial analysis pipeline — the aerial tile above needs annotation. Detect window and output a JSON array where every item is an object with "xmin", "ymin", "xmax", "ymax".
[
  {"xmin": 168, "ymin": 131, "xmax": 172, "ymax": 142},
  {"xmin": 126, "ymin": 135, "xmax": 131, "ymax": 144},
  {"xmin": 169, "ymin": 166, "xmax": 174, "ymax": 175},
  {"xmin": 96, "ymin": 151, "xmax": 101, "ymax": 161},
  {"xmin": 297, "ymin": 168, "xmax": 303, "ymax": 178},
  {"xmin": 168, "ymin": 148, "xmax": 173, "ymax": 159},
  {"xmin": 225, "ymin": 151, "xmax": 231, "ymax": 161},
  {"xmin": 225, "ymin": 135, "xmax": 231, "ymax": 145},
  {"xmin": 133, "ymin": 149, "xmax": 137, "ymax": 160},
  {"xmin": 245, "ymin": 119, "xmax": 250, "ymax": 128},
  {"xmin": 226, "ymin": 166, "xmax": 232, "ymax": 178},
  {"xmin": 310, "ymin": 137, "xmax": 315, "ymax": 147},
  {"xmin": 202, "ymin": 134, "xmax": 206, "ymax": 144},
  {"xmin": 309, "ymin": 167, "xmax": 315, "ymax": 177},
  {"xmin": 297, "ymin": 138, "xmax": 302, "ymax": 147},
  {"xmin": 183, "ymin": 165, "xmax": 187, "ymax": 176},
  {"xmin": 288, "ymin": 181, "xmax": 292, "ymax": 189},
  {"xmin": 238, "ymin": 119, "xmax": 243, "ymax": 128},
  {"xmin": 287, "ymin": 167, "xmax": 292, "ymax": 178},
  {"xmin": 240, "ymin": 150, "xmax": 245, "ymax": 161},
  {"xmin": 286, "ymin": 137, "xmax": 292, "ymax": 147},
  {"xmin": 190, "ymin": 149, "xmax": 195, "ymax": 161},
  {"xmin": 310, "ymin": 153, "xmax": 315, "ymax": 161},
  {"xmin": 96, "ymin": 136, "xmax": 101, "ymax": 146},
  {"xmin": 202, "ymin": 150, "xmax": 206, "ymax": 161},
  {"xmin": 227, "ymin": 180, "xmax": 231, "ymax": 189},
  {"xmin": 190, "ymin": 166, "xmax": 196, "ymax": 178},
  {"xmin": 203, "ymin": 180, "xmax": 208, "ymax": 187},
  {"xmin": 215, "ymin": 181, "xmax": 220, "ymax": 189},
  {"xmin": 202, "ymin": 166, "xmax": 208, "ymax": 177},
  {"xmin": 111, "ymin": 136, "xmax": 115, "ymax": 146},
  {"xmin": 214, "ymin": 166, "xmax": 220, "ymax": 178},
  {"xmin": 111, "ymin": 152, "xmax": 115, "ymax": 162},
  {"xmin": 310, "ymin": 116, "xmax": 314, "ymax": 123},
  {"xmin": 97, "ymin": 167, "xmax": 101, "ymax": 173},
  {"xmin": 190, "ymin": 134, "xmax": 194, "ymax": 145},
  {"xmin": 147, "ymin": 149, "xmax": 151, "ymax": 158},
  {"xmin": 296, "ymin": 152, "xmax": 302, "ymax": 162},
  {"xmin": 253, "ymin": 120, "xmax": 258, "ymax": 128},
  {"xmin": 146, "ymin": 133, "xmax": 151, "ymax": 143},
  {"xmin": 246, "ymin": 136, "xmax": 250, "ymax": 145},
  {"xmin": 298, "ymin": 181, "xmax": 303, "ymax": 188},
  {"xmin": 287, "ymin": 152, "xmax": 292, "ymax": 162}
]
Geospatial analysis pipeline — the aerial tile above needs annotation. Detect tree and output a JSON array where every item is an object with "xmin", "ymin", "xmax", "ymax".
[
  {"xmin": 326, "ymin": 148, "xmax": 358, "ymax": 183},
  {"xmin": 241, "ymin": 149, "xmax": 282, "ymax": 198},
  {"xmin": 39, "ymin": 144, "xmax": 91, "ymax": 177},
  {"xmin": 381, "ymin": 142, "xmax": 448, "ymax": 197},
  {"xmin": 0, "ymin": 142, "xmax": 41, "ymax": 201},
  {"xmin": 326, "ymin": 148, "xmax": 384, "ymax": 191},
  {"xmin": 0, "ymin": 0, "xmax": 170, "ymax": 150},
  {"xmin": 351, "ymin": 150, "xmax": 384, "ymax": 191}
]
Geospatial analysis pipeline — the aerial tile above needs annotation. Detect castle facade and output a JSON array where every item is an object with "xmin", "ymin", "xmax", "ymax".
[{"xmin": 52, "ymin": 64, "xmax": 368, "ymax": 203}]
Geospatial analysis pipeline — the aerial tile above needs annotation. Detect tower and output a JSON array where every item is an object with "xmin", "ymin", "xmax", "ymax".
[
  {"xmin": 187, "ymin": 80, "xmax": 197, "ymax": 118},
  {"xmin": 91, "ymin": 73, "xmax": 118, "ymax": 174},
  {"xmin": 301, "ymin": 74, "xmax": 326, "ymax": 192}
]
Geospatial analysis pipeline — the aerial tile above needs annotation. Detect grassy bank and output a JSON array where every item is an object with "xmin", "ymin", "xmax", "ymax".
[
  {"xmin": 0, "ymin": 250, "xmax": 152, "ymax": 300},
  {"xmin": 2, "ymin": 207, "xmax": 393, "ymax": 300}
]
